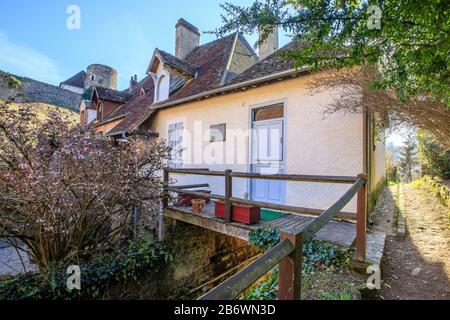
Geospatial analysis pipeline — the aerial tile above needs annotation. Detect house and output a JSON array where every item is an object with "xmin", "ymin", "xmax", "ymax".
[
  {"xmin": 91, "ymin": 18, "xmax": 386, "ymax": 215},
  {"xmin": 61, "ymin": 64, "xmax": 125, "ymax": 126}
]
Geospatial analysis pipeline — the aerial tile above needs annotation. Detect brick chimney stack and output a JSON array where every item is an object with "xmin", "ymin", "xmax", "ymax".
[
  {"xmin": 175, "ymin": 18, "xmax": 200, "ymax": 60},
  {"xmin": 129, "ymin": 75, "xmax": 138, "ymax": 91}
]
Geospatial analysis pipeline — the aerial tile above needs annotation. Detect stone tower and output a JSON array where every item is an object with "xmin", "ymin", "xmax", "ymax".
[{"xmin": 84, "ymin": 64, "xmax": 118, "ymax": 90}]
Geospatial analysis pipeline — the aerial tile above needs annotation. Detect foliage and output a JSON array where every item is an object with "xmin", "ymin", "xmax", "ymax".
[
  {"xmin": 241, "ymin": 268, "xmax": 279, "ymax": 300},
  {"xmin": 249, "ymin": 227, "xmax": 350, "ymax": 272},
  {"xmin": 417, "ymin": 130, "xmax": 450, "ymax": 179},
  {"xmin": 399, "ymin": 133, "xmax": 419, "ymax": 182},
  {"xmin": 0, "ymin": 102, "xmax": 170, "ymax": 268},
  {"xmin": 302, "ymin": 240, "xmax": 350, "ymax": 273},
  {"xmin": 215, "ymin": 0, "xmax": 449, "ymax": 106},
  {"xmin": 248, "ymin": 226, "xmax": 280, "ymax": 251},
  {"xmin": 0, "ymin": 70, "xmax": 21, "ymax": 89},
  {"xmin": 386, "ymin": 146, "xmax": 399, "ymax": 183},
  {"xmin": 0, "ymin": 238, "xmax": 172, "ymax": 300},
  {"xmin": 319, "ymin": 290, "xmax": 352, "ymax": 300},
  {"xmin": 241, "ymin": 240, "xmax": 352, "ymax": 300}
]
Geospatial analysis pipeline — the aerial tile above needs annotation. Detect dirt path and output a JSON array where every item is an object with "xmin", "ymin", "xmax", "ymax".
[{"xmin": 378, "ymin": 183, "xmax": 450, "ymax": 300}]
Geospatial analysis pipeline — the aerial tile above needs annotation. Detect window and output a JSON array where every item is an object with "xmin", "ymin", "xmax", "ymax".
[
  {"xmin": 91, "ymin": 74, "xmax": 95, "ymax": 81},
  {"xmin": 253, "ymin": 103, "xmax": 284, "ymax": 121},
  {"xmin": 156, "ymin": 74, "xmax": 170, "ymax": 102},
  {"xmin": 140, "ymin": 88, "xmax": 146, "ymax": 96},
  {"xmin": 210, "ymin": 123, "xmax": 226, "ymax": 142},
  {"xmin": 97, "ymin": 102, "xmax": 104, "ymax": 121},
  {"xmin": 168, "ymin": 122, "xmax": 184, "ymax": 168}
]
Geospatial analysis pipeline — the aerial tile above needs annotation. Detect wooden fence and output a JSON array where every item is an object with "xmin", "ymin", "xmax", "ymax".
[{"xmin": 162, "ymin": 168, "xmax": 367, "ymax": 300}]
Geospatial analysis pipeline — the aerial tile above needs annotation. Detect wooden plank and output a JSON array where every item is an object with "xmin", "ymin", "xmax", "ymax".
[
  {"xmin": 302, "ymin": 178, "xmax": 365, "ymax": 240},
  {"xmin": 164, "ymin": 207, "xmax": 250, "ymax": 240},
  {"xmin": 166, "ymin": 188, "xmax": 225, "ymax": 201},
  {"xmin": 356, "ymin": 174, "xmax": 367, "ymax": 262},
  {"xmin": 225, "ymin": 170, "xmax": 232, "ymax": 223},
  {"xmin": 229, "ymin": 197, "xmax": 356, "ymax": 220},
  {"xmin": 278, "ymin": 230, "xmax": 303, "ymax": 300},
  {"xmin": 199, "ymin": 239, "xmax": 294, "ymax": 300},
  {"xmin": 171, "ymin": 184, "xmax": 210, "ymax": 189},
  {"xmin": 167, "ymin": 169, "xmax": 224, "ymax": 177},
  {"xmin": 230, "ymin": 172, "xmax": 357, "ymax": 184}
]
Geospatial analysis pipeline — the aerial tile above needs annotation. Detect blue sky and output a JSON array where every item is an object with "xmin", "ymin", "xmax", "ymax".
[{"xmin": 0, "ymin": 0, "xmax": 290, "ymax": 89}]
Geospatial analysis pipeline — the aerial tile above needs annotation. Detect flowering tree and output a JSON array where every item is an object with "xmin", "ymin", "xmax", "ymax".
[{"xmin": 0, "ymin": 101, "xmax": 169, "ymax": 268}]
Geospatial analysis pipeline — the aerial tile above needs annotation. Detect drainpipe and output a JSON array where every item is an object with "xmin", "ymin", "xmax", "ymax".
[{"xmin": 363, "ymin": 107, "xmax": 371, "ymax": 218}]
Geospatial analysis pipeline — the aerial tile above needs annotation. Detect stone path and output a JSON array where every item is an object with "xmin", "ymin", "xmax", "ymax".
[{"xmin": 378, "ymin": 183, "xmax": 450, "ymax": 300}]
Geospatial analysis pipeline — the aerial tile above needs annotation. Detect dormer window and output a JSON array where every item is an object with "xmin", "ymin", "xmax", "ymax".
[
  {"xmin": 155, "ymin": 70, "xmax": 170, "ymax": 102},
  {"xmin": 140, "ymin": 88, "xmax": 146, "ymax": 96},
  {"xmin": 97, "ymin": 102, "xmax": 104, "ymax": 121}
]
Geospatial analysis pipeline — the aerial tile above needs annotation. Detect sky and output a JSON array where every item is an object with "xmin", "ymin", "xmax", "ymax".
[
  {"xmin": 0, "ymin": 0, "xmax": 290, "ymax": 90},
  {"xmin": 0, "ymin": 1, "xmax": 409, "ymax": 147}
]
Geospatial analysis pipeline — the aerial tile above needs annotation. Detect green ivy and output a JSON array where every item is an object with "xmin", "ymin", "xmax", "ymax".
[
  {"xmin": 0, "ymin": 238, "xmax": 172, "ymax": 300},
  {"xmin": 243, "ymin": 232, "xmax": 352, "ymax": 300},
  {"xmin": 248, "ymin": 227, "xmax": 280, "ymax": 251}
]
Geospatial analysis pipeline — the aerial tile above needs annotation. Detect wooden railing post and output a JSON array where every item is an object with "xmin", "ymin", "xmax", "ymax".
[
  {"xmin": 224, "ymin": 169, "xmax": 233, "ymax": 223},
  {"xmin": 162, "ymin": 168, "xmax": 169, "ymax": 208},
  {"xmin": 356, "ymin": 173, "xmax": 367, "ymax": 262},
  {"xmin": 278, "ymin": 229, "xmax": 303, "ymax": 300},
  {"xmin": 159, "ymin": 168, "xmax": 169, "ymax": 241}
]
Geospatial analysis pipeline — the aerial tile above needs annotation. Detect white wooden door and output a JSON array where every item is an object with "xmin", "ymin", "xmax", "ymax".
[{"xmin": 251, "ymin": 119, "xmax": 285, "ymax": 204}]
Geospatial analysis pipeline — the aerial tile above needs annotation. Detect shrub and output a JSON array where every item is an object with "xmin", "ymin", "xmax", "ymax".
[
  {"xmin": 418, "ymin": 130, "xmax": 450, "ymax": 179},
  {"xmin": 0, "ymin": 102, "xmax": 170, "ymax": 268},
  {"xmin": 0, "ymin": 238, "xmax": 172, "ymax": 300}
]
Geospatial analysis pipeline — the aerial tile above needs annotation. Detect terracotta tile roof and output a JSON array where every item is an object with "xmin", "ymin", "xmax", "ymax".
[
  {"xmin": 60, "ymin": 71, "xmax": 86, "ymax": 88},
  {"xmin": 100, "ymin": 33, "xmax": 238, "ymax": 136},
  {"xmin": 102, "ymin": 76, "xmax": 155, "ymax": 136},
  {"xmin": 151, "ymin": 41, "xmax": 309, "ymax": 110},
  {"xmin": 155, "ymin": 49, "xmax": 197, "ymax": 77},
  {"xmin": 225, "ymin": 41, "xmax": 302, "ymax": 85},
  {"xmin": 95, "ymin": 86, "xmax": 129, "ymax": 103},
  {"xmin": 157, "ymin": 33, "xmax": 237, "ymax": 105}
]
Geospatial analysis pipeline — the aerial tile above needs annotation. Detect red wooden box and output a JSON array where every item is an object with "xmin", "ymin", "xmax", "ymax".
[{"xmin": 214, "ymin": 201, "xmax": 260, "ymax": 225}]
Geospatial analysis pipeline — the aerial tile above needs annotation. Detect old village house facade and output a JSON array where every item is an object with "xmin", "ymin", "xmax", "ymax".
[{"xmin": 79, "ymin": 18, "xmax": 386, "ymax": 217}]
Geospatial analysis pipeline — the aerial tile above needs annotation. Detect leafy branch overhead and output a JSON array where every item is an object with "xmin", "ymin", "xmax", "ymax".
[{"xmin": 215, "ymin": 0, "xmax": 449, "ymax": 105}]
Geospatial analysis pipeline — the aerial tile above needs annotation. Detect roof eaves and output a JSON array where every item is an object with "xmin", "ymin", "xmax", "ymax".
[
  {"xmin": 95, "ymin": 113, "xmax": 128, "ymax": 127},
  {"xmin": 152, "ymin": 66, "xmax": 310, "ymax": 110}
]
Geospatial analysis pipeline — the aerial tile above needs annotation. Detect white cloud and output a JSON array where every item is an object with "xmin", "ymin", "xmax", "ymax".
[{"xmin": 0, "ymin": 30, "xmax": 64, "ymax": 85}]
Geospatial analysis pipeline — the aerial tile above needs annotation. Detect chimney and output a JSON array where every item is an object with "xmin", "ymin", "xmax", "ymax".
[
  {"xmin": 175, "ymin": 18, "xmax": 200, "ymax": 60},
  {"xmin": 259, "ymin": 28, "xmax": 279, "ymax": 60},
  {"xmin": 129, "ymin": 75, "xmax": 138, "ymax": 90}
]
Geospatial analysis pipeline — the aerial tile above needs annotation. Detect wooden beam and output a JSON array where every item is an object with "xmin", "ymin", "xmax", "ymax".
[
  {"xmin": 230, "ymin": 172, "xmax": 357, "ymax": 184},
  {"xmin": 356, "ymin": 174, "xmax": 367, "ymax": 262},
  {"xmin": 229, "ymin": 197, "xmax": 356, "ymax": 221},
  {"xmin": 278, "ymin": 230, "xmax": 303, "ymax": 300},
  {"xmin": 302, "ymin": 177, "xmax": 365, "ymax": 240},
  {"xmin": 166, "ymin": 188, "xmax": 225, "ymax": 201},
  {"xmin": 171, "ymin": 184, "xmax": 210, "ymax": 190},
  {"xmin": 225, "ymin": 170, "xmax": 232, "ymax": 223},
  {"xmin": 167, "ymin": 169, "xmax": 225, "ymax": 177},
  {"xmin": 164, "ymin": 207, "xmax": 250, "ymax": 240},
  {"xmin": 199, "ymin": 239, "xmax": 294, "ymax": 300}
]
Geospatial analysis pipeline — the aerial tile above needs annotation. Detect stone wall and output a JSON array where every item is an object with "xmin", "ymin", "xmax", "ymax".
[
  {"xmin": 21, "ymin": 79, "xmax": 81, "ymax": 111},
  {"xmin": 0, "ymin": 71, "xmax": 81, "ymax": 112},
  {"xmin": 105, "ymin": 221, "xmax": 260, "ymax": 300}
]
